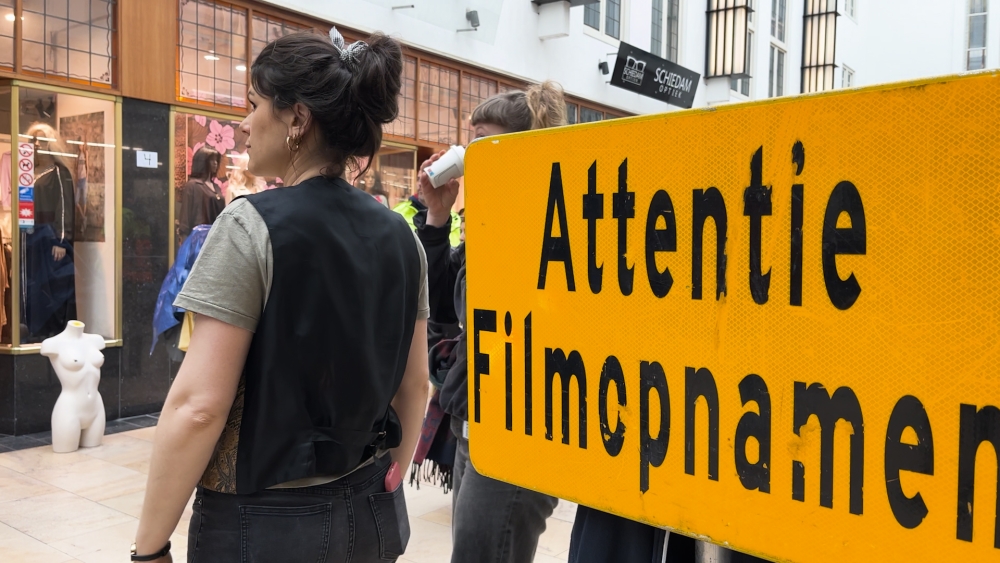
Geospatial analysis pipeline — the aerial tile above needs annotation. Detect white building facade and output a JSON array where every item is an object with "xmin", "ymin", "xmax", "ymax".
[{"xmin": 266, "ymin": 0, "xmax": 1000, "ymax": 117}]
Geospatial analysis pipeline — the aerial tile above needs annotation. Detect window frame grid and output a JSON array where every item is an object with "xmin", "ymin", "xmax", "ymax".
[
  {"xmin": 584, "ymin": 0, "xmax": 627, "ymax": 42},
  {"xmin": 250, "ymin": 11, "xmax": 311, "ymax": 62},
  {"xmin": 967, "ymin": 0, "xmax": 987, "ymax": 71},
  {"xmin": 652, "ymin": 0, "xmax": 680, "ymax": 62},
  {"xmin": 768, "ymin": 43, "xmax": 785, "ymax": 97},
  {"xmin": 177, "ymin": 0, "xmax": 248, "ymax": 110},
  {"xmin": 651, "ymin": 0, "xmax": 663, "ymax": 57},
  {"xmin": 0, "ymin": 0, "xmax": 16, "ymax": 72},
  {"xmin": 459, "ymin": 71, "xmax": 498, "ymax": 145},
  {"xmin": 771, "ymin": 0, "xmax": 786, "ymax": 42},
  {"xmin": 580, "ymin": 106, "xmax": 604, "ymax": 123},
  {"xmin": 842, "ymin": 64, "xmax": 854, "ymax": 88},
  {"xmin": 17, "ymin": 0, "xmax": 118, "ymax": 88},
  {"xmin": 801, "ymin": 0, "xmax": 839, "ymax": 94},
  {"xmin": 417, "ymin": 60, "xmax": 460, "ymax": 146},
  {"xmin": 384, "ymin": 55, "xmax": 417, "ymax": 140},
  {"xmin": 730, "ymin": 1, "xmax": 755, "ymax": 97}
]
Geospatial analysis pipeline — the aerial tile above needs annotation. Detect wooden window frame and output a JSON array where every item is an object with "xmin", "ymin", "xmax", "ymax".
[{"xmin": 0, "ymin": 0, "xmax": 121, "ymax": 95}]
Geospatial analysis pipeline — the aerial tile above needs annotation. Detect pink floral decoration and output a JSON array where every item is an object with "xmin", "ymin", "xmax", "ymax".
[
  {"xmin": 194, "ymin": 115, "xmax": 207, "ymax": 127},
  {"xmin": 205, "ymin": 120, "xmax": 236, "ymax": 153}
]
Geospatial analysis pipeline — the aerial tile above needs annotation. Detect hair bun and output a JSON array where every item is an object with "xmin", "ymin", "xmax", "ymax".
[
  {"xmin": 350, "ymin": 33, "xmax": 403, "ymax": 126},
  {"xmin": 525, "ymin": 81, "xmax": 567, "ymax": 130}
]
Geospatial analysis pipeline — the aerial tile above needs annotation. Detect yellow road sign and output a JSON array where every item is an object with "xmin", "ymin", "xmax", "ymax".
[{"xmin": 463, "ymin": 71, "xmax": 1000, "ymax": 562}]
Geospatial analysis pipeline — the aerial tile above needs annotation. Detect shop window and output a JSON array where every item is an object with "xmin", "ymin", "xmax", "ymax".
[
  {"xmin": 460, "ymin": 72, "xmax": 497, "ymax": 144},
  {"xmin": 418, "ymin": 61, "xmax": 459, "ymax": 146},
  {"xmin": 2, "ymin": 87, "xmax": 118, "ymax": 346},
  {"xmin": 385, "ymin": 56, "xmax": 416, "ymax": 139},
  {"xmin": 172, "ymin": 111, "xmax": 281, "ymax": 254},
  {"xmin": 580, "ymin": 107, "xmax": 604, "ymax": 123},
  {"xmin": 21, "ymin": 0, "xmax": 116, "ymax": 87},
  {"xmin": 498, "ymin": 82, "xmax": 519, "ymax": 94},
  {"xmin": 0, "ymin": 0, "xmax": 13, "ymax": 71},
  {"xmin": 251, "ymin": 12, "xmax": 310, "ymax": 61},
  {"xmin": 178, "ymin": 0, "xmax": 248, "ymax": 109}
]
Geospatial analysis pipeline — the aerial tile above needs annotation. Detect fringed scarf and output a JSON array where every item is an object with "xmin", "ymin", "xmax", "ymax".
[{"xmin": 410, "ymin": 335, "xmax": 460, "ymax": 492}]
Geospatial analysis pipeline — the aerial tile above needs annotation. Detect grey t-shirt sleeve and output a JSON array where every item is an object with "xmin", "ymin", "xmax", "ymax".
[
  {"xmin": 413, "ymin": 229, "xmax": 430, "ymax": 321},
  {"xmin": 174, "ymin": 199, "xmax": 272, "ymax": 332}
]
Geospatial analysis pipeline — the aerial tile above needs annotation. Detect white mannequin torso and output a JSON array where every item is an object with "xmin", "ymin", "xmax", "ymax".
[{"xmin": 41, "ymin": 321, "xmax": 107, "ymax": 452}]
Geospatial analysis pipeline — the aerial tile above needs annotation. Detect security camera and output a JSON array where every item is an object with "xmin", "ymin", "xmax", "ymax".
[{"xmin": 467, "ymin": 9, "xmax": 480, "ymax": 28}]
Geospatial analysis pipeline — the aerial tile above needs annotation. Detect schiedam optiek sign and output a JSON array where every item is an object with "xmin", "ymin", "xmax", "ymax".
[
  {"xmin": 610, "ymin": 42, "xmax": 700, "ymax": 109},
  {"xmin": 463, "ymin": 72, "xmax": 1000, "ymax": 563}
]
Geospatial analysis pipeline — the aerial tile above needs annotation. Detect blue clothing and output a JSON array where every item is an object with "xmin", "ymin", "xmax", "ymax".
[
  {"xmin": 150, "ymin": 224, "xmax": 211, "ymax": 353},
  {"xmin": 22, "ymin": 224, "xmax": 76, "ymax": 340}
]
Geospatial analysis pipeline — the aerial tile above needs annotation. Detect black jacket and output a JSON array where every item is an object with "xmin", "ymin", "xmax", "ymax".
[{"xmin": 414, "ymin": 211, "xmax": 468, "ymax": 423}]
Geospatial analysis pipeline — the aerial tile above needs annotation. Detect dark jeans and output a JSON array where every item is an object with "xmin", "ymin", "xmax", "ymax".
[
  {"xmin": 188, "ymin": 460, "xmax": 409, "ymax": 562},
  {"xmin": 569, "ymin": 506, "xmax": 770, "ymax": 563},
  {"xmin": 568, "ymin": 505, "xmax": 691, "ymax": 563},
  {"xmin": 451, "ymin": 422, "xmax": 559, "ymax": 563}
]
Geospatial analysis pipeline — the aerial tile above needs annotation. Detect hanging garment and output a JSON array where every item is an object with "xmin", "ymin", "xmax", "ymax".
[
  {"xmin": 22, "ymin": 224, "xmax": 76, "ymax": 340},
  {"xmin": 0, "ymin": 152, "xmax": 10, "ymax": 211},
  {"xmin": 150, "ymin": 224, "xmax": 211, "ymax": 353}
]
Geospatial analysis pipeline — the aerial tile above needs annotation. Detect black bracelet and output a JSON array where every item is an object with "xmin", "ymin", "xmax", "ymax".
[{"xmin": 130, "ymin": 540, "xmax": 171, "ymax": 561}]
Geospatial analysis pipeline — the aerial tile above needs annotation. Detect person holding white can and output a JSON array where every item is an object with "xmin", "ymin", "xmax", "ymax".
[{"xmin": 414, "ymin": 81, "xmax": 566, "ymax": 563}]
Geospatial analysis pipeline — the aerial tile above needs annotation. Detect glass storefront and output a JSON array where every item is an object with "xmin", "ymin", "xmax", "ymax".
[
  {"xmin": 172, "ymin": 109, "xmax": 284, "ymax": 257},
  {"xmin": 1, "ymin": 82, "xmax": 119, "ymax": 347}
]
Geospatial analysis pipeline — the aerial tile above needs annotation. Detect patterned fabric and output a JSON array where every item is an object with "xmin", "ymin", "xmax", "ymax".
[{"xmin": 200, "ymin": 377, "xmax": 245, "ymax": 493}]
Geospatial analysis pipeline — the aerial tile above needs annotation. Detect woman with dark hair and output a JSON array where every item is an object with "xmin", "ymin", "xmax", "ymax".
[
  {"xmin": 358, "ymin": 167, "xmax": 390, "ymax": 207},
  {"xmin": 415, "ymin": 80, "xmax": 566, "ymax": 563},
  {"xmin": 133, "ymin": 28, "xmax": 429, "ymax": 563},
  {"xmin": 177, "ymin": 146, "xmax": 223, "ymax": 239}
]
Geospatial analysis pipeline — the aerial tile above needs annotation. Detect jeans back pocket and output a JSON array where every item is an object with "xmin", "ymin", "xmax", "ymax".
[
  {"xmin": 240, "ymin": 502, "xmax": 333, "ymax": 563},
  {"xmin": 368, "ymin": 484, "xmax": 410, "ymax": 560}
]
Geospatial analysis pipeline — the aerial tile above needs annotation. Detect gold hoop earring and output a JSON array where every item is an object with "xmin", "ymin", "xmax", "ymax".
[{"xmin": 285, "ymin": 135, "xmax": 301, "ymax": 152}]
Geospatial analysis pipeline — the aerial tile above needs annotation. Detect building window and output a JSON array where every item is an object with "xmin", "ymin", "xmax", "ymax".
[
  {"xmin": 845, "ymin": 0, "xmax": 856, "ymax": 19},
  {"xmin": 418, "ymin": 61, "xmax": 459, "ymax": 145},
  {"xmin": 651, "ymin": 0, "xmax": 680, "ymax": 62},
  {"xmin": 251, "ymin": 13, "xmax": 310, "ymax": 61},
  {"xmin": 8, "ymin": 87, "xmax": 120, "ymax": 345},
  {"xmin": 460, "ymin": 73, "xmax": 498, "ymax": 144},
  {"xmin": 708, "ymin": 0, "xmax": 751, "ymax": 78},
  {"xmin": 0, "ymin": 0, "xmax": 14, "ymax": 71},
  {"xmin": 580, "ymin": 107, "xmax": 604, "ymax": 123},
  {"xmin": 606, "ymin": 0, "xmax": 622, "ymax": 39},
  {"xmin": 385, "ymin": 56, "xmax": 417, "ymax": 139},
  {"xmin": 769, "ymin": 44, "xmax": 785, "ymax": 97},
  {"xmin": 584, "ymin": 0, "xmax": 624, "ymax": 40},
  {"xmin": 968, "ymin": 0, "xmax": 987, "ymax": 71},
  {"xmin": 730, "ymin": 30, "xmax": 753, "ymax": 96},
  {"xmin": 802, "ymin": 0, "xmax": 838, "ymax": 93},
  {"xmin": 499, "ymin": 83, "xmax": 520, "ymax": 94},
  {"xmin": 20, "ymin": 0, "xmax": 116, "ymax": 86},
  {"xmin": 178, "ymin": 0, "xmax": 248, "ymax": 109},
  {"xmin": 584, "ymin": 3, "xmax": 601, "ymax": 30},
  {"xmin": 771, "ymin": 0, "xmax": 786, "ymax": 42},
  {"xmin": 651, "ymin": 0, "xmax": 662, "ymax": 56},
  {"xmin": 842, "ymin": 64, "xmax": 854, "ymax": 88},
  {"xmin": 566, "ymin": 103, "xmax": 578, "ymax": 125}
]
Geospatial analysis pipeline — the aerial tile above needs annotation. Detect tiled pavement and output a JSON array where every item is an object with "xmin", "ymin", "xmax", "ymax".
[{"xmin": 0, "ymin": 417, "xmax": 575, "ymax": 562}]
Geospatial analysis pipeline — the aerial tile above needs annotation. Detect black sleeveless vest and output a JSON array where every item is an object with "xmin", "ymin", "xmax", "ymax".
[{"xmin": 234, "ymin": 176, "xmax": 420, "ymax": 494}]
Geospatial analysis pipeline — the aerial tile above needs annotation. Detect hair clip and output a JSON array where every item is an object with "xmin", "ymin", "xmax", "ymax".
[{"xmin": 329, "ymin": 26, "xmax": 368, "ymax": 70}]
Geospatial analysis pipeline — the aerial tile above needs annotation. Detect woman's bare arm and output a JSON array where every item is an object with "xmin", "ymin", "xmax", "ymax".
[
  {"xmin": 390, "ymin": 319, "xmax": 430, "ymax": 472},
  {"xmin": 134, "ymin": 315, "xmax": 251, "ymax": 559}
]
